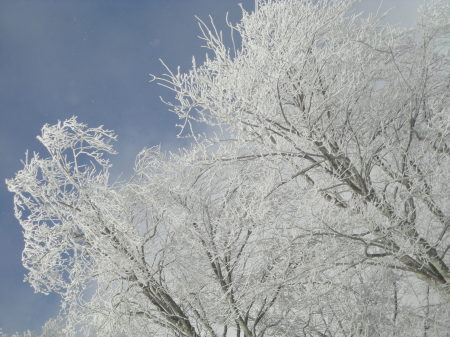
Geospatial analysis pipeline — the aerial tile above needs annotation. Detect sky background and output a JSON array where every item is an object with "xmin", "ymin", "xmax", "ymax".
[{"xmin": 0, "ymin": 0, "xmax": 424, "ymax": 335}]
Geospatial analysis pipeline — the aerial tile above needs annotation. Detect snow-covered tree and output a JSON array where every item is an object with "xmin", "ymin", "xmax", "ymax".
[
  {"xmin": 7, "ymin": 0, "xmax": 450, "ymax": 336},
  {"xmin": 156, "ymin": 0, "xmax": 450, "ymax": 304}
]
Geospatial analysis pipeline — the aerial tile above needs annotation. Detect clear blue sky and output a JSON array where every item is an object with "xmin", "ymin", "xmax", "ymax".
[{"xmin": 0, "ymin": 0, "xmax": 422, "ymax": 335}]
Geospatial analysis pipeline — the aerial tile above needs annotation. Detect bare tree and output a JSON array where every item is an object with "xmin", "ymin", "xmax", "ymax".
[
  {"xmin": 6, "ymin": 0, "xmax": 450, "ymax": 336},
  {"xmin": 156, "ymin": 0, "xmax": 450, "ymax": 302},
  {"xmin": 154, "ymin": 0, "xmax": 450, "ymax": 334}
]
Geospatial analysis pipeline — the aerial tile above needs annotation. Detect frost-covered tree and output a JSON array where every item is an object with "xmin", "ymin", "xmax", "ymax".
[
  {"xmin": 156, "ymin": 0, "xmax": 450, "ymax": 300},
  {"xmin": 6, "ymin": 0, "xmax": 450, "ymax": 336}
]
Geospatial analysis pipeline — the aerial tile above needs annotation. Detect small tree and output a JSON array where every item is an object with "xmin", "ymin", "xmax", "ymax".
[{"xmin": 7, "ymin": 0, "xmax": 450, "ymax": 336}]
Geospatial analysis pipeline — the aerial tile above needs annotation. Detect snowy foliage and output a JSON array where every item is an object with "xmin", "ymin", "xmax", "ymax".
[{"xmin": 6, "ymin": 0, "xmax": 450, "ymax": 336}]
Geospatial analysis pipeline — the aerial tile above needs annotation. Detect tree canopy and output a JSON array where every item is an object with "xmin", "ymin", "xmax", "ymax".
[{"xmin": 6, "ymin": 0, "xmax": 450, "ymax": 336}]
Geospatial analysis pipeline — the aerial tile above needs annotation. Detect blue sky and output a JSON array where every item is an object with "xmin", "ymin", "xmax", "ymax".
[{"xmin": 0, "ymin": 0, "xmax": 422, "ymax": 335}]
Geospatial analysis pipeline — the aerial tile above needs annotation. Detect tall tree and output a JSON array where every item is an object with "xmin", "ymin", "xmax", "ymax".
[
  {"xmin": 156, "ymin": 0, "xmax": 450, "ymax": 298},
  {"xmin": 7, "ymin": 0, "xmax": 450, "ymax": 336}
]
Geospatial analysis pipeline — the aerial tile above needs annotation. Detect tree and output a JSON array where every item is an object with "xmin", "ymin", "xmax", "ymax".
[
  {"xmin": 6, "ymin": 0, "xmax": 450, "ymax": 336},
  {"xmin": 156, "ymin": 0, "xmax": 450, "ymax": 301}
]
